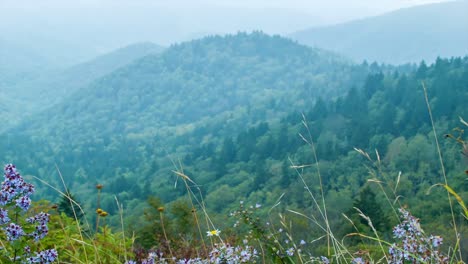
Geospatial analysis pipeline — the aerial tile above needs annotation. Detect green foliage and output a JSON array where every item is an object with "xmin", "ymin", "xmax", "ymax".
[
  {"xmin": 58, "ymin": 189, "xmax": 84, "ymax": 221},
  {"xmin": 0, "ymin": 32, "xmax": 467, "ymax": 261},
  {"xmin": 351, "ymin": 186, "xmax": 390, "ymax": 234}
]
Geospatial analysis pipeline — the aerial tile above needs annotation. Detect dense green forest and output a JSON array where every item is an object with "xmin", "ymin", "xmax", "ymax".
[{"xmin": 0, "ymin": 33, "xmax": 467, "ymax": 261}]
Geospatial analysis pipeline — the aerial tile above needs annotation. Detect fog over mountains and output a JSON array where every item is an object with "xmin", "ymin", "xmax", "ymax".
[
  {"xmin": 291, "ymin": 0, "xmax": 468, "ymax": 64},
  {"xmin": 1, "ymin": 0, "xmax": 461, "ymax": 65},
  {"xmin": 0, "ymin": 1, "xmax": 467, "ymax": 260}
]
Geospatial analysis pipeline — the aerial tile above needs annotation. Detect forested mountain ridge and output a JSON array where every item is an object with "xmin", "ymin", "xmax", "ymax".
[
  {"xmin": 10, "ymin": 33, "xmax": 367, "ymax": 146},
  {"xmin": 7, "ymin": 42, "xmax": 164, "ymax": 113},
  {"xmin": 290, "ymin": 0, "xmax": 468, "ymax": 64},
  {"xmin": 0, "ymin": 32, "xmax": 372, "ymax": 211},
  {"xmin": 0, "ymin": 38, "xmax": 53, "ymax": 88},
  {"xmin": 148, "ymin": 56, "xmax": 467, "ymax": 255},
  {"xmin": 167, "ymin": 56, "xmax": 468, "ymax": 203},
  {"xmin": 0, "ymin": 33, "xmax": 466, "ymax": 257}
]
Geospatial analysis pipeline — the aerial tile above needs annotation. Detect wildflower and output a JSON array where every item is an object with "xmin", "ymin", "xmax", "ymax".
[
  {"xmin": 320, "ymin": 256, "xmax": 330, "ymax": 264},
  {"xmin": 5, "ymin": 223, "xmax": 25, "ymax": 241},
  {"xmin": 207, "ymin": 229, "xmax": 221, "ymax": 237},
  {"xmin": 300, "ymin": 239, "xmax": 306, "ymax": 245},
  {"xmin": 255, "ymin": 203, "xmax": 261, "ymax": 208},
  {"xmin": 389, "ymin": 208, "xmax": 449, "ymax": 263},
  {"xmin": 0, "ymin": 208, "xmax": 10, "ymax": 224},
  {"xmin": 15, "ymin": 196, "xmax": 32, "ymax": 211},
  {"xmin": 393, "ymin": 225, "xmax": 405, "ymax": 238},
  {"xmin": 30, "ymin": 249, "xmax": 58, "ymax": 263},
  {"xmin": 27, "ymin": 212, "xmax": 50, "ymax": 241},
  {"xmin": 0, "ymin": 165, "xmax": 58, "ymax": 262},
  {"xmin": 99, "ymin": 211, "xmax": 108, "ymax": 217},
  {"xmin": 429, "ymin": 235, "xmax": 443, "ymax": 248},
  {"xmin": 1, "ymin": 164, "xmax": 35, "ymax": 206},
  {"xmin": 352, "ymin": 257, "xmax": 364, "ymax": 264},
  {"xmin": 286, "ymin": 247, "xmax": 295, "ymax": 256}
]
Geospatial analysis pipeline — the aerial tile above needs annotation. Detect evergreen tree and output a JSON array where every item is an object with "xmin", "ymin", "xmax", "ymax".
[
  {"xmin": 58, "ymin": 189, "xmax": 84, "ymax": 221},
  {"xmin": 352, "ymin": 186, "xmax": 389, "ymax": 233}
]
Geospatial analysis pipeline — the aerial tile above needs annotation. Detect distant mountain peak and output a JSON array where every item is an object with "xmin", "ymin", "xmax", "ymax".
[{"xmin": 290, "ymin": 0, "xmax": 468, "ymax": 64}]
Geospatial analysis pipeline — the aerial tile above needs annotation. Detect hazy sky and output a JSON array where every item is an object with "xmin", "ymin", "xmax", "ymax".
[
  {"xmin": 0, "ymin": 0, "xmax": 446, "ymax": 11},
  {"xmin": 0, "ymin": 0, "xmax": 451, "ymax": 64}
]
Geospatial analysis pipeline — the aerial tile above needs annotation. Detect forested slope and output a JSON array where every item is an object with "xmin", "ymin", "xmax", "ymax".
[
  {"xmin": 146, "ymin": 56, "xmax": 467, "ymax": 254},
  {"xmin": 1, "ymin": 33, "xmax": 368, "ymax": 193},
  {"xmin": 0, "ymin": 33, "xmax": 466, "ymax": 256}
]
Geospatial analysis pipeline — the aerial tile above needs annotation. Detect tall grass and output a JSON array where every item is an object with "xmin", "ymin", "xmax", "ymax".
[{"xmin": 3, "ymin": 86, "xmax": 466, "ymax": 263}]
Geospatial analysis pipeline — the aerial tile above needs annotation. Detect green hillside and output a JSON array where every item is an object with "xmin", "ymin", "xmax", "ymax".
[
  {"xmin": 0, "ymin": 42, "xmax": 163, "ymax": 128},
  {"xmin": 9, "ymin": 33, "xmax": 365, "ymax": 141},
  {"xmin": 0, "ymin": 32, "xmax": 466, "ymax": 261},
  {"xmin": 1, "ymin": 32, "xmax": 369, "ymax": 209},
  {"xmin": 0, "ymin": 38, "xmax": 52, "ymax": 88},
  {"xmin": 290, "ymin": 0, "xmax": 468, "ymax": 64}
]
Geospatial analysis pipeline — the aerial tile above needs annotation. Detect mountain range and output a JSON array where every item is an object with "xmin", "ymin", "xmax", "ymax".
[
  {"xmin": 0, "ymin": 2, "xmax": 466, "ymax": 251},
  {"xmin": 290, "ymin": 0, "xmax": 468, "ymax": 64},
  {"xmin": 0, "ymin": 42, "xmax": 163, "ymax": 127}
]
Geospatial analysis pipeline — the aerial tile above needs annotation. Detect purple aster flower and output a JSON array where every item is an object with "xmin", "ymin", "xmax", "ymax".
[
  {"xmin": 34, "ymin": 249, "xmax": 58, "ymax": 263},
  {"xmin": 27, "ymin": 212, "xmax": 50, "ymax": 241},
  {"xmin": 0, "ymin": 208, "xmax": 10, "ymax": 224},
  {"xmin": 4, "ymin": 223, "xmax": 25, "ymax": 241},
  {"xmin": 15, "ymin": 196, "xmax": 32, "ymax": 211},
  {"xmin": 320, "ymin": 256, "xmax": 330, "ymax": 264},
  {"xmin": 352, "ymin": 257, "xmax": 364, "ymax": 264}
]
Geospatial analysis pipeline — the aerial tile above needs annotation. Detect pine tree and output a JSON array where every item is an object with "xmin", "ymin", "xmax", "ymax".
[{"xmin": 58, "ymin": 189, "xmax": 84, "ymax": 221}]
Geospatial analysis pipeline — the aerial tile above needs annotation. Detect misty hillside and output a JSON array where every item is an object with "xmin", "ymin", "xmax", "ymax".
[
  {"xmin": 0, "ymin": 38, "xmax": 55, "ymax": 88},
  {"xmin": 0, "ymin": 28, "xmax": 467, "ymax": 261},
  {"xmin": 2, "ymin": 32, "xmax": 371, "ymax": 193},
  {"xmin": 12, "ymin": 42, "xmax": 164, "ymax": 105},
  {"xmin": 0, "ymin": 42, "xmax": 163, "ymax": 127},
  {"xmin": 16, "ymin": 33, "xmax": 363, "ymax": 141},
  {"xmin": 290, "ymin": 0, "xmax": 468, "ymax": 64}
]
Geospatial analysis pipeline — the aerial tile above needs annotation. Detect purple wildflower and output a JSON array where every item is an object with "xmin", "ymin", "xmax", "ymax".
[
  {"xmin": 352, "ymin": 257, "xmax": 364, "ymax": 264},
  {"xmin": 1, "ymin": 164, "xmax": 35, "ymax": 206},
  {"xmin": 29, "ymin": 249, "xmax": 58, "ymax": 263},
  {"xmin": 16, "ymin": 196, "xmax": 32, "ymax": 211},
  {"xmin": 320, "ymin": 256, "xmax": 330, "ymax": 264},
  {"xmin": 4, "ymin": 223, "xmax": 25, "ymax": 241},
  {"xmin": 0, "ymin": 208, "xmax": 10, "ymax": 224},
  {"xmin": 388, "ymin": 208, "xmax": 449, "ymax": 263},
  {"xmin": 0, "ymin": 165, "xmax": 57, "ymax": 262},
  {"xmin": 27, "ymin": 212, "xmax": 50, "ymax": 241}
]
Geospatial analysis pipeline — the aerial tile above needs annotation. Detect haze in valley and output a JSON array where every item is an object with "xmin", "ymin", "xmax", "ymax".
[{"xmin": 0, "ymin": 0, "xmax": 451, "ymax": 65}]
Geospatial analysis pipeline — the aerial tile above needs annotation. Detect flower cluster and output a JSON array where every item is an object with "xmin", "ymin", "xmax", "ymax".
[
  {"xmin": 208, "ymin": 243, "xmax": 258, "ymax": 263},
  {"xmin": 126, "ymin": 242, "xmax": 258, "ymax": 264},
  {"xmin": 25, "ymin": 249, "xmax": 59, "ymax": 263},
  {"xmin": 5, "ymin": 222, "xmax": 25, "ymax": 241},
  {"xmin": 1, "ymin": 164, "xmax": 34, "ymax": 208},
  {"xmin": 27, "ymin": 212, "xmax": 50, "ymax": 241},
  {"xmin": 388, "ymin": 208, "xmax": 448, "ymax": 263},
  {"xmin": 0, "ymin": 164, "xmax": 58, "ymax": 263}
]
